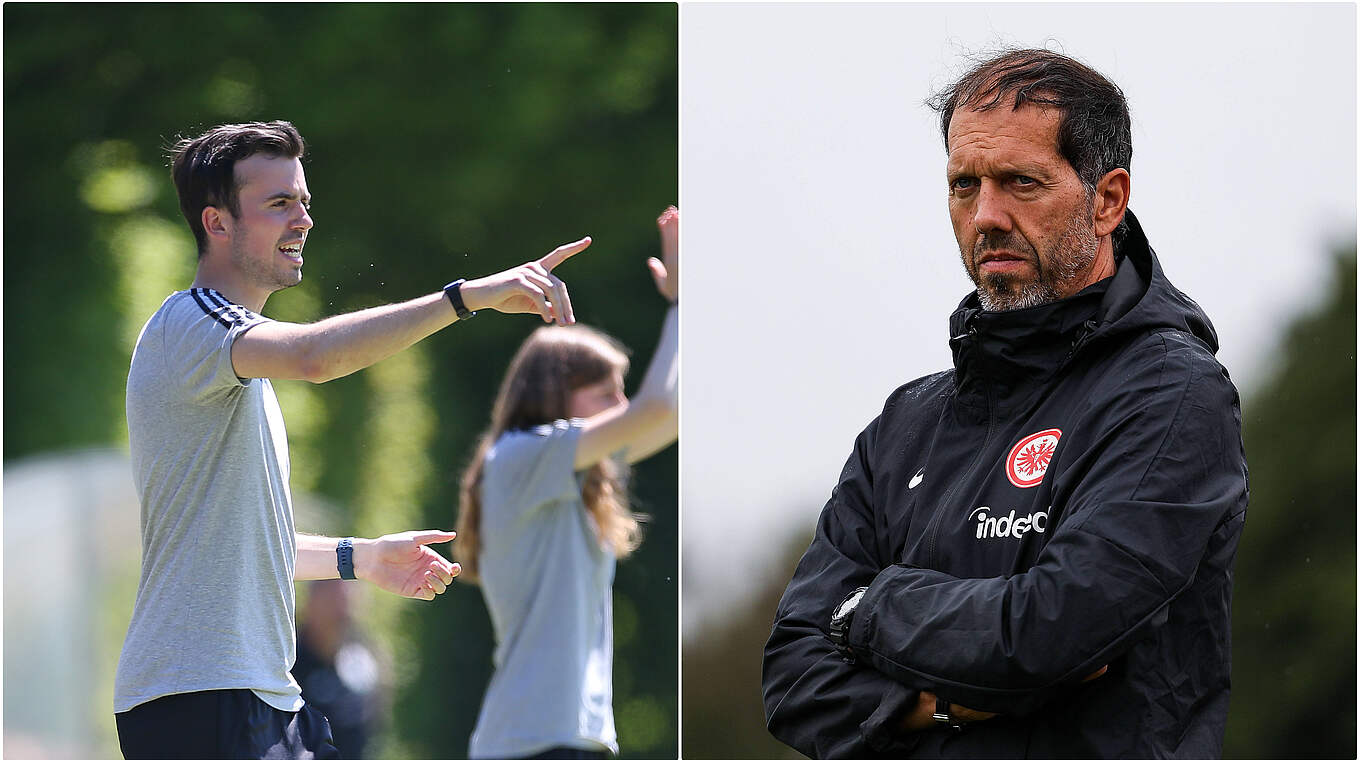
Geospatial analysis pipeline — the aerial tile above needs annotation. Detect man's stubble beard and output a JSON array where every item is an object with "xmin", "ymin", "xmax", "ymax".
[
  {"xmin": 966, "ymin": 206, "xmax": 1099, "ymax": 312},
  {"xmin": 230, "ymin": 236, "xmax": 302, "ymax": 295}
]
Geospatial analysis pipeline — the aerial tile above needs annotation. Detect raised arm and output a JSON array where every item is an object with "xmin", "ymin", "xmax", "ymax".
[
  {"xmin": 574, "ymin": 207, "xmax": 679, "ymax": 469},
  {"xmin": 296, "ymin": 530, "xmax": 460, "ymax": 602},
  {"xmin": 231, "ymin": 238, "xmax": 591, "ymax": 383}
]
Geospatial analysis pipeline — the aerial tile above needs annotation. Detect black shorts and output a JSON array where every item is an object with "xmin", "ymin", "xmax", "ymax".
[{"xmin": 115, "ymin": 689, "xmax": 341, "ymax": 759}]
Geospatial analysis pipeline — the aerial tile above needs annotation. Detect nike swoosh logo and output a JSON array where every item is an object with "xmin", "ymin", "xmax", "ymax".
[{"xmin": 909, "ymin": 469, "xmax": 925, "ymax": 489}]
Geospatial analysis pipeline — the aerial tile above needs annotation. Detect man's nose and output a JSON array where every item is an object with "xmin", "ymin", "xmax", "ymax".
[
  {"xmin": 972, "ymin": 180, "xmax": 1012, "ymax": 236},
  {"xmin": 293, "ymin": 206, "xmax": 313, "ymax": 232}
]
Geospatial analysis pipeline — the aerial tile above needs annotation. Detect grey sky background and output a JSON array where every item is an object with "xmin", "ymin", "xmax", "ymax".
[{"xmin": 679, "ymin": 3, "xmax": 1357, "ymax": 635}]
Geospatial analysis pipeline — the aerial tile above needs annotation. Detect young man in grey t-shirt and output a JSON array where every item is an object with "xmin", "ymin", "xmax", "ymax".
[{"xmin": 114, "ymin": 120, "xmax": 591, "ymax": 759}]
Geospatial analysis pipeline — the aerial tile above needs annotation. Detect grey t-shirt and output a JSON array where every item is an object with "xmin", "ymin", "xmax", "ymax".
[
  {"xmin": 469, "ymin": 420, "xmax": 618, "ymax": 759},
  {"xmin": 115, "ymin": 288, "xmax": 302, "ymax": 713}
]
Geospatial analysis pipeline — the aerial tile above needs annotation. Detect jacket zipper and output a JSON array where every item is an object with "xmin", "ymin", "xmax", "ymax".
[
  {"xmin": 922, "ymin": 341, "xmax": 996, "ymax": 569},
  {"xmin": 1062, "ymin": 319, "xmax": 1099, "ymax": 365}
]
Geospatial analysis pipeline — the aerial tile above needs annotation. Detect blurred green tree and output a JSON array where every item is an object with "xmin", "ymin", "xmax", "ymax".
[
  {"xmin": 683, "ymin": 532, "xmax": 810, "ymax": 759},
  {"xmin": 1224, "ymin": 246, "xmax": 1357, "ymax": 759},
  {"xmin": 4, "ymin": 4, "xmax": 676, "ymax": 758}
]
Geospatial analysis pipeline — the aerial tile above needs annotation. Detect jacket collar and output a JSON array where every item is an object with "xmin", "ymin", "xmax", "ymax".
[
  {"xmin": 946, "ymin": 209, "xmax": 1213, "ymax": 411},
  {"xmin": 948, "ymin": 276, "xmax": 1110, "ymax": 408}
]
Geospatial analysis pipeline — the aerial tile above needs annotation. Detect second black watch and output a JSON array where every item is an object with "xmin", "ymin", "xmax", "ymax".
[{"xmin": 444, "ymin": 279, "xmax": 476, "ymax": 320}]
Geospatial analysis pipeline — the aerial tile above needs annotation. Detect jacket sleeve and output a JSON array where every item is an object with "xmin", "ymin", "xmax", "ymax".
[
  {"xmin": 849, "ymin": 337, "xmax": 1248, "ymax": 715},
  {"xmin": 763, "ymin": 417, "xmax": 927, "ymax": 758}
]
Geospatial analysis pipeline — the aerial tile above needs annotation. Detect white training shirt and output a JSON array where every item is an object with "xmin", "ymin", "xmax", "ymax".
[
  {"xmin": 469, "ymin": 420, "xmax": 619, "ymax": 758},
  {"xmin": 115, "ymin": 288, "xmax": 302, "ymax": 713}
]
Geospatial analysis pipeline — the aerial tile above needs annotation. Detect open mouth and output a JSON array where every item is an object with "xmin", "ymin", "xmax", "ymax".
[{"xmin": 278, "ymin": 241, "xmax": 304, "ymax": 262}]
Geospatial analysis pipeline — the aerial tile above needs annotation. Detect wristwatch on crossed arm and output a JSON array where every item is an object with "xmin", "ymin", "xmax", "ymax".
[
  {"xmin": 832, "ymin": 586, "xmax": 967, "ymax": 732},
  {"xmin": 829, "ymin": 586, "xmax": 868, "ymax": 663}
]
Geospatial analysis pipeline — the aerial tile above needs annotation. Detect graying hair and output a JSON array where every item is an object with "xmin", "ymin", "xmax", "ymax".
[{"xmin": 928, "ymin": 49, "xmax": 1132, "ymax": 249}]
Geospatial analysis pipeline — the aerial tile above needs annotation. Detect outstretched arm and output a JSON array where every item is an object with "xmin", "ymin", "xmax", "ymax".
[
  {"xmin": 296, "ymin": 530, "xmax": 460, "ymax": 601},
  {"xmin": 574, "ymin": 207, "xmax": 679, "ymax": 469},
  {"xmin": 232, "ymin": 237, "xmax": 591, "ymax": 383}
]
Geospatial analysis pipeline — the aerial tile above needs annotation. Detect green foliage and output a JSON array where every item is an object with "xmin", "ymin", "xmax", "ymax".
[
  {"xmin": 683, "ymin": 532, "xmax": 810, "ymax": 759},
  {"xmin": 5, "ymin": 4, "xmax": 676, "ymax": 756},
  {"xmin": 1225, "ymin": 246, "xmax": 1357, "ymax": 758}
]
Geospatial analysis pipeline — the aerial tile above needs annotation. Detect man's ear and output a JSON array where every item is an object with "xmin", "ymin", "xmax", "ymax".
[
  {"xmin": 1093, "ymin": 168, "xmax": 1130, "ymax": 238},
  {"xmin": 201, "ymin": 206, "xmax": 231, "ymax": 244}
]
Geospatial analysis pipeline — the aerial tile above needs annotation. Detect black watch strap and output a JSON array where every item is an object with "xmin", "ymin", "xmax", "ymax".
[
  {"xmin": 829, "ymin": 586, "xmax": 868, "ymax": 663},
  {"xmin": 444, "ymin": 279, "xmax": 476, "ymax": 320},
  {"xmin": 933, "ymin": 696, "xmax": 963, "ymax": 731},
  {"xmin": 337, "ymin": 537, "xmax": 356, "ymax": 580}
]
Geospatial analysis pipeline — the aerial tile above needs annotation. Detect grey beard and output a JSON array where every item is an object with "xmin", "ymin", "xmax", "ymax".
[
  {"xmin": 976, "ymin": 279, "xmax": 1060, "ymax": 311},
  {"xmin": 973, "ymin": 211, "xmax": 1099, "ymax": 312}
]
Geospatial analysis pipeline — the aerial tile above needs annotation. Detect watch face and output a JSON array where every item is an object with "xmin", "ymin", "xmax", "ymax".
[{"xmin": 833, "ymin": 588, "xmax": 865, "ymax": 622}]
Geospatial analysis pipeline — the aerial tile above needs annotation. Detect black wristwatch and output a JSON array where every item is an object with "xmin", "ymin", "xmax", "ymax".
[
  {"xmin": 444, "ymin": 279, "xmax": 476, "ymax": 320},
  {"xmin": 829, "ymin": 586, "xmax": 868, "ymax": 663},
  {"xmin": 336, "ymin": 537, "xmax": 356, "ymax": 580}
]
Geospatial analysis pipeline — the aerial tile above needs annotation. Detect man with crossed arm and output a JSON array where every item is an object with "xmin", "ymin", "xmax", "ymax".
[
  {"xmin": 115, "ymin": 121, "xmax": 590, "ymax": 759},
  {"xmin": 763, "ymin": 51, "xmax": 1247, "ymax": 758}
]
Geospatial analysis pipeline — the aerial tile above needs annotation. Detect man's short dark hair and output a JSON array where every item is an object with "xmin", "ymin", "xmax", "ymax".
[
  {"xmin": 169, "ymin": 121, "xmax": 306, "ymax": 256},
  {"xmin": 928, "ymin": 49, "xmax": 1132, "ymax": 245}
]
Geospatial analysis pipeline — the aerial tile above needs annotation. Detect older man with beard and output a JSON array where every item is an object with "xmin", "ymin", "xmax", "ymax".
[{"xmin": 763, "ymin": 50, "xmax": 1247, "ymax": 759}]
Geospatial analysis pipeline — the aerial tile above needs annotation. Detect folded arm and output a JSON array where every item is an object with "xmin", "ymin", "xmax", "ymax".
[
  {"xmin": 764, "ymin": 341, "xmax": 1246, "ymax": 754},
  {"xmin": 849, "ymin": 345, "xmax": 1246, "ymax": 714},
  {"xmin": 763, "ymin": 419, "xmax": 934, "ymax": 758},
  {"xmin": 763, "ymin": 414, "xmax": 1006, "ymax": 758}
]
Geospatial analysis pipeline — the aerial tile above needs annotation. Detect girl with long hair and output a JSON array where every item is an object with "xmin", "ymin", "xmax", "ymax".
[{"xmin": 457, "ymin": 207, "xmax": 679, "ymax": 760}]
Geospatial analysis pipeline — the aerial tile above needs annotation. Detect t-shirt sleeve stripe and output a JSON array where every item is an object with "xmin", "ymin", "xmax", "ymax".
[
  {"xmin": 189, "ymin": 288, "xmax": 236, "ymax": 329},
  {"xmin": 197, "ymin": 289, "xmax": 265, "ymax": 328}
]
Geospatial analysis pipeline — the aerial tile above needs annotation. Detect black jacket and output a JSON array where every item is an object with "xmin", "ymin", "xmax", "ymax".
[{"xmin": 763, "ymin": 211, "xmax": 1248, "ymax": 759}]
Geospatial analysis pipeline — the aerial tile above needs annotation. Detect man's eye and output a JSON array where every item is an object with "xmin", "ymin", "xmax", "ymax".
[
  {"xmin": 951, "ymin": 177, "xmax": 976, "ymax": 191},
  {"xmin": 1014, "ymin": 175, "xmax": 1036, "ymax": 186}
]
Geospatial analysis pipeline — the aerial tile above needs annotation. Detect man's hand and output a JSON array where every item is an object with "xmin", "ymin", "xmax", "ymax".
[
  {"xmin": 649, "ymin": 206, "xmax": 678, "ymax": 304},
  {"xmin": 1082, "ymin": 664, "xmax": 1109, "ymax": 682},
  {"xmin": 460, "ymin": 237, "xmax": 591, "ymax": 325},
  {"xmin": 900, "ymin": 690, "xmax": 999, "ymax": 732},
  {"xmin": 900, "ymin": 664, "xmax": 1109, "ymax": 732},
  {"xmin": 353, "ymin": 530, "xmax": 460, "ymax": 601}
]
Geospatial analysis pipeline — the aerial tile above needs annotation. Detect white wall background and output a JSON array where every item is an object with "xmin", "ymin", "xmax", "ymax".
[{"xmin": 679, "ymin": 2, "xmax": 1357, "ymax": 635}]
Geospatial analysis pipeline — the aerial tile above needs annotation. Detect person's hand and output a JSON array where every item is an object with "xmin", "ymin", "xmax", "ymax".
[
  {"xmin": 460, "ymin": 237, "xmax": 591, "ymax": 325},
  {"xmin": 649, "ymin": 206, "xmax": 678, "ymax": 304},
  {"xmin": 900, "ymin": 690, "xmax": 998, "ymax": 732},
  {"xmin": 1082, "ymin": 664, "xmax": 1109, "ymax": 682},
  {"xmin": 900, "ymin": 664, "xmax": 1109, "ymax": 733},
  {"xmin": 353, "ymin": 530, "xmax": 460, "ymax": 601}
]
